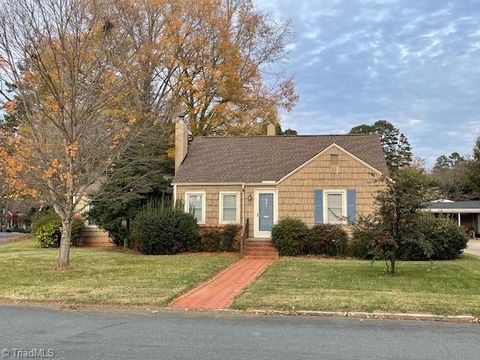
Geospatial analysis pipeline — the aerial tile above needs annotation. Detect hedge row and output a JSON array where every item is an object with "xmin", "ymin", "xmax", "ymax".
[
  {"xmin": 271, "ymin": 218, "xmax": 349, "ymax": 257},
  {"xmin": 271, "ymin": 216, "xmax": 468, "ymax": 261}
]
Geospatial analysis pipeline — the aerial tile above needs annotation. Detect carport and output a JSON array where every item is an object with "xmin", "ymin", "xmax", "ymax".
[{"xmin": 426, "ymin": 201, "xmax": 480, "ymax": 238}]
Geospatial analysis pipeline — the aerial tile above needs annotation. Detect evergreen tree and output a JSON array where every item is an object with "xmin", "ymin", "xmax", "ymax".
[
  {"xmin": 350, "ymin": 120, "xmax": 413, "ymax": 172},
  {"xmin": 89, "ymin": 128, "xmax": 173, "ymax": 247},
  {"xmin": 433, "ymin": 152, "xmax": 465, "ymax": 171},
  {"xmin": 467, "ymin": 138, "xmax": 480, "ymax": 195},
  {"xmin": 275, "ymin": 123, "xmax": 298, "ymax": 136}
]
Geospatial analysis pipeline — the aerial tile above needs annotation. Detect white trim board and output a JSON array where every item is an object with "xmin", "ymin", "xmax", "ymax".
[
  {"xmin": 427, "ymin": 209, "xmax": 480, "ymax": 214},
  {"xmin": 253, "ymin": 188, "xmax": 278, "ymax": 238}
]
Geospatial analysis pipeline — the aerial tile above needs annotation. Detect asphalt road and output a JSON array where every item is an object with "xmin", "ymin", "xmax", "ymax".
[
  {"xmin": 0, "ymin": 306, "xmax": 478, "ymax": 360},
  {"xmin": 0, "ymin": 233, "xmax": 21, "ymax": 243}
]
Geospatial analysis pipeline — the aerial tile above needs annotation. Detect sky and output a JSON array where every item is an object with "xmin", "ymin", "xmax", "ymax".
[{"xmin": 255, "ymin": 0, "xmax": 480, "ymax": 166}]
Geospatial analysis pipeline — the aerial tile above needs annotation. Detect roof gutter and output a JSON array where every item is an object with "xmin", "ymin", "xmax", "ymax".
[{"xmin": 425, "ymin": 209, "xmax": 480, "ymax": 214}]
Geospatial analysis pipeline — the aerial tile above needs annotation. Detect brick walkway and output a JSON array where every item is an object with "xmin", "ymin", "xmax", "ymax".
[{"xmin": 170, "ymin": 258, "xmax": 274, "ymax": 310}]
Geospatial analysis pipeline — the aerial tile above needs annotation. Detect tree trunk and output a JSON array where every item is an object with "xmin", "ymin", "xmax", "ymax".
[
  {"xmin": 57, "ymin": 218, "xmax": 72, "ymax": 270},
  {"xmin": 123, "ymin": 218, "xmax": 130, "ymax": 248},
  {"xmin": 390, "ymin": 254, "xmax": 396, "ymax": 275}
]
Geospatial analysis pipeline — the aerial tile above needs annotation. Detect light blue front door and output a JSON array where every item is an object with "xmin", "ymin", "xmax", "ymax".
[{"xmin": 259, "ymin": 193, "xmax": 274, "ymax": 232}]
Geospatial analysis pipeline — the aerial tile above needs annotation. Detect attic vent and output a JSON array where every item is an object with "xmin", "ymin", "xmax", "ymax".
[{"xmin": 330, "ymin": 154, "xmax": 339, "ymax": 165}]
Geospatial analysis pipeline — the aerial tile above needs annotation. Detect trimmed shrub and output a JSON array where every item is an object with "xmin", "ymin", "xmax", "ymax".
[
  {"xmin": 31, "ymin": 209, "xmax": 61, "ymax": 235},
  {"xmin": 132, "ymin": 200, "xmax": 202, "ymax": 255},
  {"xmin": 36, "ymin": 223, "xmax": 62, "ymax": 248},
  {"xmin": 398, "ymin": 216, "xmax": 468, "ymax": 260},
  {"xmin": 200, "ymin": 225, "xmax": 240, "ymax": 252},
  {"xmin": 34, "ymin": 211, "xmax": 85, "ymax": 248},
  {"xmin": 307, "ymin": 224, "xmax": 349, "ymax": 257},
  {"xmin": 271, "ymin": 218, "xmax": 309, "ymax": 256}
]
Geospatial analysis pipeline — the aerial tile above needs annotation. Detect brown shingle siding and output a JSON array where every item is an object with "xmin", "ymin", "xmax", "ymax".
[{"xmin": 277, "ymin": 146, "xmax": 385, "ymax": 226}]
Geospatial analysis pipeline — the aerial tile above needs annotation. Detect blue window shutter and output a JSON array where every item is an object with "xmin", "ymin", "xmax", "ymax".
[
  {"xmin": 314, "ymin": 190, "xmax": 324, "ymax": 224},
  {"xmin": 347, "ymin": 189, "xmax": 357, "ymax": 224}
]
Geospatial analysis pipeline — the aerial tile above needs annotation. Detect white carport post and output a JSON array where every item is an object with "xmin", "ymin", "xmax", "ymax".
[{"xmin": 458, "ymin": 213, "xmax": 461, "ymax": 226}]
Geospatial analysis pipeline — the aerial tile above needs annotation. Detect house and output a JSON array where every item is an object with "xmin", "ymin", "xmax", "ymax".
[
  {"xmin": 75, "ymin": 186, "xmax": 112, "ymax": 247},
  {"xmin": 172, "ymin": 121, "xmax": 388, "ymax": 240},
  {"xmin": 425, "ymin": 200, "xmax": 480, "ymax": 238}
]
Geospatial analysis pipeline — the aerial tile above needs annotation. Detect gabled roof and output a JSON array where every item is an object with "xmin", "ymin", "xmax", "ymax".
[{"xmin": 173, "ymin": 134, "xmax": 388, "ymax": 184}]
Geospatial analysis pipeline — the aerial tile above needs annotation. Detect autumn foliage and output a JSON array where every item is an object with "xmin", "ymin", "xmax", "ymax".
[{"xmin": 0, "ymin": 0, "xmax": 296, "ymax": 269}]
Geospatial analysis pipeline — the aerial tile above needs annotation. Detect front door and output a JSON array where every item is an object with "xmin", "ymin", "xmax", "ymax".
[{"xmin": 254, "ymin": 190, "xmax": 277, "ymax": 238}]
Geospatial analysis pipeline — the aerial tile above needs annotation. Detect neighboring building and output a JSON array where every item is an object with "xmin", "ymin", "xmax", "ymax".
[
  {"xmin": 172, "ymin": 122, "xmax": 388, "ymax": 239},
  {"xmin": 75, "ymin": 188, "xmax": 112, "ymax": 247},
  {"xmin": 426, "ymin": 200, "xmax": 480, "ymax": 238}
]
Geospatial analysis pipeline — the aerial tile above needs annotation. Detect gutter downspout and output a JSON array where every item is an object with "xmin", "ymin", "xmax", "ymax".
[
  {"xmin": 242, "ymin": 184, "xmax": 245, "ymax": 229},
  {"xmin": 173, "ymin": 184, "xmax": 177, "ymax": 206},
  {"xmin": 242, "ymin": 185, "xmax": 246, "ymax": 256}
]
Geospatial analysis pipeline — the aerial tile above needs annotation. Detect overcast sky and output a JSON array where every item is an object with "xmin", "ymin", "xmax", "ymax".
[{"xmin": 256, "ymin": 0, "xmax": 480, "ymax": 166}]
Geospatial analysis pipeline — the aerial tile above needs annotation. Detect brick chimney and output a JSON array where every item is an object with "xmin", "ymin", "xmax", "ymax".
[
  {"xmin": 267, "ymin": 123, "xmax": 276, "ymax": 136},
  {"xmin": 175, "ymin": 120, "xmax": 188, "ymax": 173}
]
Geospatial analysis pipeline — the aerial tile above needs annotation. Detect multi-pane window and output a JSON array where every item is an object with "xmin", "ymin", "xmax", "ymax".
[
  {"xmin": 85, "ymin": 204, "xmax": 97, "ymax": 226},
  {"xmin": 186, "ymin": 192, "xmax": 205, "ymax": 224},
  {"xmin": 220, "ymin": 193, "xmax": 239, "ymax": 224},
  {"xmin": 326, "ymin": 192, "xmax": 345, "ymax": 224}
]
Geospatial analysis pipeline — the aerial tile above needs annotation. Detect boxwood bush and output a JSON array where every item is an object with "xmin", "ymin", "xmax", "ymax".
[
  {"xmin": 271, "ymin": 218, "xmax": 309, "ymax": 256},
  {"xmin": 200, "ymin": 225, "xmax": 240, "ymax": 252},
  {"xmin": 397, "ymin": 216, "xmax": 468, "ymax": 260},
  {"xmin": 33, "ymin": 210, "xmax": 85, "ymax": 248},
  {"xmin": 307, "ymin": 224, "xmax": 349, "ymax": 257},
  {"xmin": 272, "ymin": 219, "xmax": 351, "ymax": 257},
  {"xmin": 132, "ymin": 200, "xmax": 202, "ymax": 255}
]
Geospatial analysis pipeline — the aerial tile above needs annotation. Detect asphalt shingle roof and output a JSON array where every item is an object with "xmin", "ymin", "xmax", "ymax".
[
  {"xmin": 427, "ymin": 201, "xmax": 480, "ymax": 210},
  {"xmin": 173, "ymin": 134, "xmax": 388, "ymax": 184}
]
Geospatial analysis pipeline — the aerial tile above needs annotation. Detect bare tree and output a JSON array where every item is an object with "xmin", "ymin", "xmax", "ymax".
[{"xmin": 0, "ymin": 0, "xmax": 175, "ymax": 268}]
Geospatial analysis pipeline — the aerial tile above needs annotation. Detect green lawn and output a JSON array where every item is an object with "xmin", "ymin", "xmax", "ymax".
[
  {"xmin": 233, "ymin": 256, "xmax": 480, "ymax": 317},
  {"xmin": 0, "ymin": 240, "xmax": 236, "ymax": 306}
]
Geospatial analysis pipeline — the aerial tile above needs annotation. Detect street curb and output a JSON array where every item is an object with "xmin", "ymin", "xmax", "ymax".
[
  {"xmin": 0, "ymin": 301, "xmax": 478, "ymax": 323},
  {"xmin": 233, "ymin": 309, "xmax": 479, "ymax": 323}
]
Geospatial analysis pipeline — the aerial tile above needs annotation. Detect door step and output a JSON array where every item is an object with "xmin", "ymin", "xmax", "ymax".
[{"xmin": 243, "ymin": 239, "xmax": 278, "ymax": 259}]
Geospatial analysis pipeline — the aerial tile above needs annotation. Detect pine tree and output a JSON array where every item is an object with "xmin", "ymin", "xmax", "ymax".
[{"xmin": 350, "ymin": 120, "xmax": 413, "ymax": 172}]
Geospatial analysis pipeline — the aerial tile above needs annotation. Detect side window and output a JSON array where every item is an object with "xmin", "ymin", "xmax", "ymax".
[
  {"xmin": 220, "ymin": 193, "xmax": 239, "ymax": 224},
  {"xmin": 324, "ymin": 191, "xmax": 346, "ymax": 224},
  {"xmin": 186, "ymin": 192, "xmax": 205, "ymax": 224},
  {"xmin": 85, "ymin": 204, "xmax": 97, "ymax": 227}
]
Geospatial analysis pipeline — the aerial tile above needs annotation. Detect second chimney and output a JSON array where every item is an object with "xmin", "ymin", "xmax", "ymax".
[
  {"xmin": 267, "ymin": 123, "xmax": 276, "ymax": 136},
  {"xmin": 175, "ymin": 120, "xmax": 188, "ymax": 173}
]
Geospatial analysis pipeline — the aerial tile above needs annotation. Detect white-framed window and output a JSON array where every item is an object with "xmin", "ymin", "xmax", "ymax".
[
  {"xmin": 185, "ymin": 192, "xmax": 206, "ymax": 224},
  {"xmin": 219, "ymin": 192, "xmax": 240, "ymax": 224},
  {"xmin": 85, "ymin": 203, "xmax": 97, "ymax": 227},
  {"xmin": 324, "ymin": 190, "xmax": 347, "ymax": 224}
]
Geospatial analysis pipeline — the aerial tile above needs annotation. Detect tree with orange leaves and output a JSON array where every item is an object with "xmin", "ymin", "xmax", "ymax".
[
  {"xmin": 0, "ymin": 0, "xmax": 176, "ymax": 269},
  {"xmin": 107, "ymin": 0, "xmax": 297, "ymax": 136}
]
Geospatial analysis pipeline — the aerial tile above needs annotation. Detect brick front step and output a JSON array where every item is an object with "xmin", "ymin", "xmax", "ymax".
[{"xmin": 243, "ymin": 240, "xmax": 278, "ymax": 259}]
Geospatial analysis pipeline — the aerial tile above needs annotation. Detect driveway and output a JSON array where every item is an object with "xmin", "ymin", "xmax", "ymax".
[
  {"xmin": 0, "ymin": 232, "xmax": 21, "ymax": 244},
  {"xmin": 465, "ymin": 239, "xmax": 480, "ymax": 256},
  {"xmin": 0, "ymin": 306, "xmax": 478, "ymax": 360}
]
